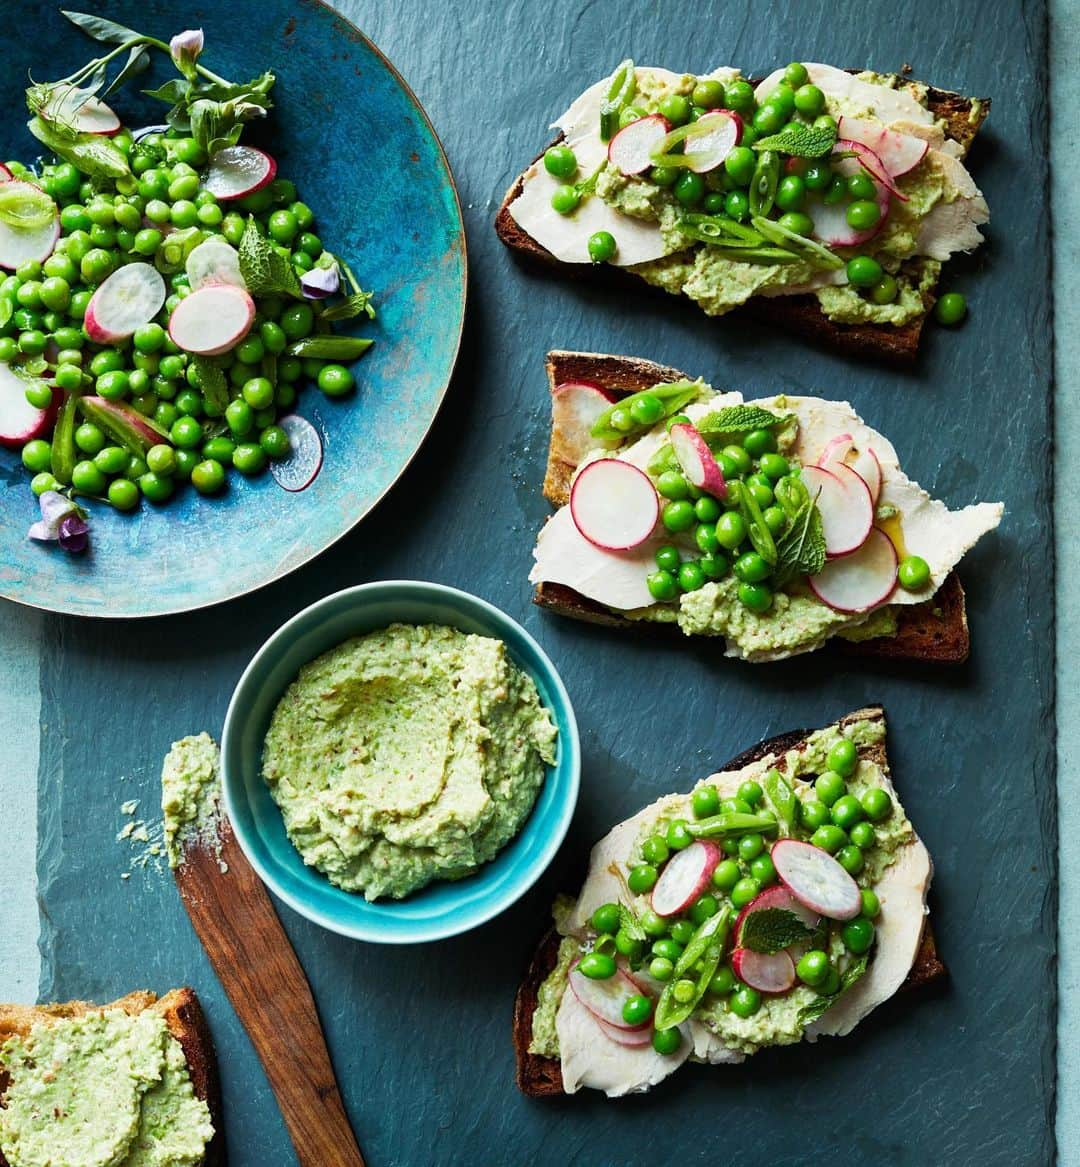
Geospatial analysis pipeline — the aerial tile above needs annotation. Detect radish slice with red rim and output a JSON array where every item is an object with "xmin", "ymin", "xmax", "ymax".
[
  {"xmin": 810, "ymin": 147, "xmax": 892, "ymax": 247},
  {"xmin": 569, "ymin": 459, "xmax": 659, "ymax": 551},
  {"xmin": 669, "ymin": 423, "xmax": 726, "ymax": 497},
  {"xmin": 731, "ymin": 947, "xmax": 796, "ymax": 994},
  {"xmin": 203, "ymin": 145, "xmax": 277, "ymax": 201},
  {"xmin": 771, "ymin": 839, "xmax": 863, "ymax": 920},
  {"xmin": 568, "ymin": 961, "xmax": 651, "ymax": 1030},
  {"xmin": 0, "ymin": 164, "xmax": 12, "ymax": 183},
  {"xmin": 817, "ymin": 432, "xmax": 854, "ymax": 470},
  {"xmin": 0, "ymin": 362, "xmax": 55, "ymax": 449},
  {"xmin": 608, "ymin": 114, "xmax": 671, "ymax": 176},
  {"xmin": 651, "ymin": 840, "xmax": 721, "ymax": 917},
  {"xmin": 0, "ymin": 181, "xmax": 59, "ymax": 270},
  {"xmin": 800, "ymin": 464, "xmax": 873, "ymax": 558},
  {"xmin": 680, "ymin": 111, "xmax": 741, "ymax": 174},
  {"xmin": 270, "ymin": 414, "xmax": 323, "ymax": 492},
  {"xmin": 552, "ymin": 381, "xmax": 620, "ymax": 465},
  {"xmin": 596, "ymin": 1016, "xmax": 653, "ymax": 1046},
  {"xmin": 185, "ymin": 237, "xmax": 246, "ymax": 291},
  {"xmin": 84, "ymin": 263, "xmax": 166, "ymax": 343},
  {"xmin": 809, "ymin": 527, "xmax": 898, "ymax": 612},
  {"xmin": 734, "ymin": 884, "xmax": 821, "ymax": 945},
  {"xmin": 838, "ymin": 116, "xmax": 928, "ymax": 178},
  {"xmin": 836, "ymin": 138, "xmax": 906, "ymax": 201},
  {"xmin": 168, "ymin": 284, "xmax": 255, "ymax": 355},
  {"xmin": 850, "ymin": 447, "xmax": 883, "ymax": 504},
  {"xmin": 42, "ymin": 85, "xmax": 121, "ymax": 136}
]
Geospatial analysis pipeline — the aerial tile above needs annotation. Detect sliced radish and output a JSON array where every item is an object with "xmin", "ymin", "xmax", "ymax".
[
  {"xmin": 731, "ymin": 947, "xmax": 796, "ymax": 994},
  {"xmin": 669, "ymin": 423, "xmax": 726, "ymax": 497},
  {"xmin": 568, "ymin": 961, "xmax": 651, "ymax": 1030},
  {"xmin": 0, "ymin": 165, "xmax": 12, "ymax": 183},
  {"xmin": 0, "ymin": 181, "xmax": 59, "ymax": 270},
  {"xmin": 836, "ymin": 138, "xmax": 906, "ymax": 201},
  {"xmin": 680, "ymin": 111, "xmax": 741, "ymax": 173},
  {"xmin": 734, "ymin": 884, "xmax": 820, "ymax": 945},
  {"xmin": 185, "ymin": 237, "xmax": 246, "ymax": 291},
  {"xmin": 771, "ymin": 839, "xmax": 862, "ymax": 921},
  {"xmin": 203, "ymin": 145, "xmax": 277, "ymax": 201},
  {"xmin": 269, "ymin": 415, "xmax": 322, "ymax": 492},
  {"xmin": 809, "ymin": 527, "xmax": 898, "ymax": 613},
  {"xmin": 168, "ymin": 284, "xmax": 255, "ymax": 356},
  {"xmin": 42, "ymin": 85, "xmax": 121, "ymax": 136},
  {"xmin": 651, "ymin": 840, "xmax": 721, "ymax": 917},
  {"xmin": 608, "ymin": 114, "xmax": 671, "ymax": 176},
  {"xmin": 800, "ymin": 464, "xmax": 873, "ymax": 558},
  {"xmin": 569, "ymin": 459, "xmax": 659, "ymax": 551},
  {"xmin": 817, "ymin": 433, "xmax": 854, "ymax": 470},
  {"xmin": 838, "ymin": 116, "xmax": 928, "ymax": 178},
  {"xmin": 850, "ymin": 447, "xmax": 882, "ymax": 504},
  {"xmin": 552, "ymin": 381, "xmax": 619, "ymax": 466},
  {"xmin": 810, "ymin": 148, "xmax": 892, "ymax": 247},
  {"xmin": 0, "ymin": 363, "xmax": 55, "ymax": 449},
  {"xmin": 596, "ymin": 1016, "xmax": 653, "ymax": 1046},
  {"xmin": 84, "ymin": 263, "xmax": 166, "ymax": 343}
]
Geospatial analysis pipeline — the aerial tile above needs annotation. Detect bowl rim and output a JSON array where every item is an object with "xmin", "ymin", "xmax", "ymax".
[{"xmin": 221, "ymin": 580, "xmax": 581, "ymax": 943}]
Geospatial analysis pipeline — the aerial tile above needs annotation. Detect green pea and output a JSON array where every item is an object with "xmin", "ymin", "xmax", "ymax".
[
  {"xmin": 232, "ymin": 442, "xmax": 267, "ymax": 475},
  {"xmin": 729, "ymin": 985, "xmax": 761, "ymax": 1018},
  {"xmin": 784, "ymin": 62, "xmax": 809, "ymax": 89},
  {"xmin": 827, "ymin": 739, "xmax": 858, "ymax": 778},
  {"xmin": 649, "ymin": 956, "xmax": 675, "ymax": 983},
  {"xmin": 846, "ymin": 199, "xmax": 881, "ymax": 230},
  {"xmin": 241, "ymin": 377, "xmax": 274, "ymax": 410},
  {"xmin": 935, "ymin": 291, "xmax": 967, "ymax": 326},
  {"xmin": 619, "ymin": 105, "xmax": 646, "ymax": 129},
  {"xmin": 730, "ymin": 877, "xmax": 761, "ymax": 909},
  {"xmin": 777, "ymin": 211, "xmax": 814, "ymax": 237},
  {"xmin": 746, "ymin": 475, "xmax": 773, "ymax": 508},
  {"xmin": 837, "ymin": 844, "xmax": 864, "ymax": 875},
  {"xmin": 642, "ymin": 835, "xmax": 670, "ymax": 866},
  {"xmin": 222, "ymin": 213, "xmax": 246, "ymax": 246},
  {"xmin": 655, "ymin": 470, "xmax": 690, "ymax": 502},
  {"xmin": 670, "ymin": 920, "xmax": 696, "ymax": 946},
  {"xmin": 737, "ymin": 582, "xmax": 772, "ymax": 613},
  {"xmin": 657, "ymin": 93, "xmax": 691, "ymax": 126},
  {"xmin": 692, "ymin": 785, "xmax": 720, "ymax": 819},
  {"xmin": 811, "ymin": 825, "xmax": 848, "ymax": 855},
  {"xmin": 60, "ymin": 205, "xmax": 92, "ymax": 233},
  {"xmin": 794, "ymin": 83, "xmax": 825, "ymax": 117},
  {"xmin": 720, "ymin": 797, "xmax": 753, "ymax": 816},
  {"xmin": 842, "ymin": 917, "xmax": 875, "ymax": 954},
  {"xmin": 724, "ymin": 190, "xmax": 750, "ymax": 221},
  {"xmin": 622, "ymin": 994, "xmax": 652, "ymax": 1026},
  {"xmin": 21, "ymin": 439, "xmax": 52, "ymax": 473},
  {"xmin": 93, "ymin": 445, "xmax": 128, "ymax": 475},
  {"xmin": 70, "ymin": 460, "xmax": 105, "ymax": 494},
  {"xmin": 170, "ymin": 415, "xmax": 204, "ymax": 449},
  {"xmin": 670, "ymin": 977, "xmax": 696, "ymax": 1005},
  {"xmin": 692, "ymin": 522, "xmax": 719, "ymax": 556},
  {"xmin": 154, "ymin": 402, "xmax": 179, "ymax": 431},
  {"xmin": 674, "ymin": 170, "xmax": 705, "ymax": 207},
  {"xmin": 640, "ymin": 908, "xmax": 668, "ymax": 938},
  {"xmin": 823, "ymin": 174, "xmax": 847, "ymax": 206},
  {"xmin": 813, "ymin": 114, "xmax": 838, "ymax": 135},
  {"xmin": 753, "ymin": 102, "xmax": 787, "ymax": 135},
  {"xmin": 24, "ymin": 381, "xmax": 54, "ymax": 409},
  {"xmin": 860, "ymin": 787, "xmax": 893, "ymax": 822},
  {"xmin": 652, "ymin": 938, "xmax": 684, "ymax": 963},
  {"xmin": 860, "ymin": 888, "xmax": 881, "ymax": 918},
  {"xmin": 849, "ymin": 821, "xmax": 876, "ymax": 850},
  {"xmin": 818, "ymin": 967, "xmax": 842, "ymax": 996},
  {"xmin": 869, "ymin": 274, "xmax": 899, "ymax": 304},
  {"xmin": 18, "ymin": 330, "xmax": 46, "ymax": 356},
  {"xmin": 706, "ymin": 966, "xmax": 735, "ymax": 996},
  {"xmin": 124, "ymin": 455, "xmax": 148, "ymax": 481},
  {"xmin": 615, "ymin": 930, "xmax": 644, "ymax": 962},
  {"xmin": 628, "ymin": 864, "xmax": 658, "ymax": 895},
  {"xmin": 652, "ymin": 1027, "xmax": 681, "ymax": 1055},
  {"xmin": 550, "ymin": 184, "xmax": 580, "ymax": 215},
  {"xmin": 130, "ymin": 392, "xmax": 158, "ymax": 418},
  {"xmin": 259, "ymin": 425, "xmax": 290, "ymax": 459},
  {"xmin": 80, "ymin": 248, "xmax": 115, "ymax": 284},
  {"xmin": 678, "ymin": 561, "xmax": 706, "ymax": 593},
  {"xmin": 814, "ymin": 771, "xmax": 846, "ymax": 806},
  {"xmin": 646, "ymin": 165, "xmax": 678, "ymax": 189},
  {"xmin": 666, "ymin": 819, "xmax": 693, "ymax": 851},
  {"xmin": 95, "ymin": 370, "xmax": 130, "ymax": 401},
  {"xmin": 579, "ymin": 951, "xmax": 617, "ymax": 981},
  {"xmin": 734, "ymin": 551, "xmax": 769, "ymax": 584},
  {"xmin": 846, "ymin": 172, "xmax": 878, "ymax": 202},
  {"xmin": 201, "ymin": 437, "xmax": 235, "ymax": 466},
  {"xmin": 738, "ymin": 833, "xmax": 764, "ymax": 862},
  {"xmin": 761, "ymin": 505, "xmax": 785, "ymax": 535},
  {"xmin": 749, "ymin": 853, "xmax": 777, "ymax": 885},
  {"xmin": 689, "ymin": 893, "xmax": 719, "ymax": 924},
  {"xmin": 724, "ymin": 79, "xmax": 755, "ymax": 114},
  {"xmin": 691, "ymin": 79, "xmax": 725, "ymax": 109},
  {"xmin": 592, "ymin": 902, "xmax": 621, "ymax": 936},
  {"xmin": 651, "ymin": 545, "xmax": 679, "ymax": 575},
  {"xmin": 279, "ymin": 303, "xmax": 315, "ymax": 340},
  {"xmin": 898, "ymin": 554, "xmax": 931, "ymax": 590},
  {"xmin": 688, "ymin": 494, "xmax": 719, "ymax": 523},
  {"xmin": 847, "ymin": 255, "xmax": 884, "ymax": 289},
  {"xmin": 625, "ymin": 395, "xmax": 663, "ymax": 430},
  {"xmin": 0, "ymin": 336, "xmax": 16, "ymax": 363},
  {"xmin": 174, "ymin": 389, "xmax": 205, "ymax": 417},
  {"xmin": 73, "ymin": 422, "xmax": 105, "ymax": 456},
  {"xmin": 646, "ymin": 570, "xmax": 678, "ymax": 602},
  {"xmin": 796, "ymin": 949, "xmax": 830, "ymax": 986},
  {"xmin": 775, "ymin": 174, "xmax": 806, "ymax": 212},
  {"xmin": 830, "ymin": 794, "xmax": 865, "ymax": 831},
  {"xmin": 715, "ymin": 511, "xmax": 747, "ymax": 550},
  {"xmin": 30, "ymin": 471, "xmax": 60, "ymax": 495},
  {"xmin": 800, "ymin": 799, "xmax": 831, "ymax": 830},
  {"xmin": 583, "ymin": 228, "xmax": 617, "ymax": 263},
  {"xmin": 191, "ymin": 459, "xmax": 226, "ymax": 494},
  {"xmin": 107, "ymin": 477, "xmax": 139, "ymax": 510},
  {"xmin": 662, "ymin": 499, "xmax": 696, "ymax": 533}
]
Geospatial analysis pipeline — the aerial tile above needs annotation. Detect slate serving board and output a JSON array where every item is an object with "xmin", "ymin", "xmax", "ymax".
[{"xmin": 31, "ymin": 0, "xmax": 1054, "ymax": 1164}]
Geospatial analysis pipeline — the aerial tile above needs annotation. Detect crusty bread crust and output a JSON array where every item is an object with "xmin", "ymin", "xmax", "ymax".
[
  {"xmin": 513, "ymin": 706, "xmax": 947, "ymax": 1097},
  {"xmin": 534, "ymin": 350, "xmax": 972, "ymax": 663},
  {"xmin": 496, "ymin": 76, "xmax": 989, "ymax": 363},
  {"xmin": 0, "ymin": 987, "xmax": 225, "ymax": 1167}
]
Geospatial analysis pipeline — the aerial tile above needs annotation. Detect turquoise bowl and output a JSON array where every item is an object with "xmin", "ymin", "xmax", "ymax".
[{"xmin": 221, "ymin": 581, "xmax": 580, "ymax": 943}]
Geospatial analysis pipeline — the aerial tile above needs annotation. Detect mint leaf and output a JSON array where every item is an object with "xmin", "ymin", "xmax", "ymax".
[
  {"xmin": 740, "ymin": 907, "xmax": 812, "ymax": 955},
  {"xmin": 774, "ymin": 496, "xmax": 827, "ymax": 586},
  {"xmin": 617, "ymin": 904, "xmax": 646, "ymax": 943},
  {"xmin": 191, "ymin": 356, "xmax": 228, "ymax": 414},
  {"xmin": 798, "ymin": 953, "xmax": 870, "ymax": 1025},
  {"xmin": 753, "ymin": 123, "xmax": 838, "ymax": 158},
  {"xmin": 698, "ymin": 405, "xmax": 781, "ymax": 436},
  {"xmin": 238, "ymin": 218, "xmax": 302, "ymax": 299},
  {"xmin": 320, "ymin": 291, "xmax": 376, "ymax": 323}
]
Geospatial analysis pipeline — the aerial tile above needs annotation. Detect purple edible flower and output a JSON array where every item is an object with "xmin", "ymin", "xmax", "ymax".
[
  {"xmin": 57, "ymin": 513, "xmax": 89, "ymax": 554},
  {"xmin": 27, "ymin": 491, "xmax": 88, "ymax": 553},
  {"xmin": 169, "ymin": 29, "xmax": 205, "ymax": 79},
  {"xmin": 300, "ymin": 263, "xmax": 340, "ymax": 300}
]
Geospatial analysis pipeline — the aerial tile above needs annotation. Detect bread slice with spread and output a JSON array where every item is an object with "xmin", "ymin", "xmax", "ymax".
[
  {"xmin": 529, "ymin": 351, "xmax": 1002, "ymax": 662},
  {"xmin": 496, "ymin": 62, "xmax": 989, "ymax": 362},
  {"xmin": 0, "ymin": 987, "xmax": 224, "ymax": 1167},
  {"xmin": 514, "ymin": 707, "xmax": 945, "ymax": 1098}
]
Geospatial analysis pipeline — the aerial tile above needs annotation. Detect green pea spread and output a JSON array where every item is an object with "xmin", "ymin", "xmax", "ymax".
[
  {"xmin": 531, "ymin": 718, "xmax": 912, "ymax": 1060},
  {"xmin": 162, "ymin": 732, "xmax": 222, "ymax": 869},
  {"xmin": 262, "ymin": 623, "xmax": 558, "ymax": 900},
  {"xmin": 0, "ymin": 1011, "xmax": 213, "ymax": 1167}
]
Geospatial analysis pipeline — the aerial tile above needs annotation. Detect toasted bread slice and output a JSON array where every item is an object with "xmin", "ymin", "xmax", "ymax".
[
  {"xmin": 533, "ymin": 349, "xmax": 973, "ymax": 663},
  {"xmin": 0, "ymin": 987, "xmax": 225, "ymax": 1167},
  {"xmin": 513, "ymin": 706, "xmax": 947, "ymax": 1097},
  {"xmin": 496, "ymin": 75, "xmax": 989, "ymax": 363}
]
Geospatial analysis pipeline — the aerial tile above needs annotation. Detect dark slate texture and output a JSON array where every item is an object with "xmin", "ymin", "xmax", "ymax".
[{"xmin": 31, "ymin": 0, "xmax": 1054, "ymax": 1164}]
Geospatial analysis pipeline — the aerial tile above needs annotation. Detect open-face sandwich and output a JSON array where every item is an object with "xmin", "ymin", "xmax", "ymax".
[
  {"xmin": 0, "ymin": 988, "xmax": 222, "ymax": 1167},
  {"xmin": 529, "ymin": 351, "xmax": 1002, "ymax": 662},
  {"xmin": 514, "ymin": 707, "xmax": 943, "ymax": 1098},
  {"xmin": 497, "ymin": 62, "xmax": 989, "ymax": 361}
]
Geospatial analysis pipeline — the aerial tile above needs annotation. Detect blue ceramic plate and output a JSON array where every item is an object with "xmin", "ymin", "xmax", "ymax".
[
  {"xmin": 220, "ymin": 581, "xmax": 581, "ymax": 943},
  {"xmin": 0, "ymin": 2, "xmax": 465, "ymax": 617}
]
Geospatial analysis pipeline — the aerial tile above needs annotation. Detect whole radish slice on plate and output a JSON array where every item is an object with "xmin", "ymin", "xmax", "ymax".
[
  {"xmin": 651, "ymin": 840, "xmax": 721, "ymax": 917},
  {"xmin": 838, "ymin": 116, "xmax": 928, "ymax": 178},
  {"xmin": 270, "ymin": 415, "xmax": 322, "ymax": 492},
  {"xmin": 570, "ymin": 459, "xmax": 659, "ymax": 550},
  {"xmin": 84, "ymin": 263, "xmax": 166, "ymax": 343},
  {"xmin": 0, "ymin": 181, "xmax": 59, "ymax": 270},
  {"xmin": 203, "ymin": 145, "xmax": 277, "ymax": 200},
  {"xmin": 817, "ymin": 432, "xmax": 854, "ymax": 470},
  {"xmin": 771, "ymin": 839, "xmax": 863, "ymax": 921},
  {"xmin": 0, "ymin": 363, "xmax": 55, "ymax": 449},
  {"xmin": 608, "ymin": 114, "xmax": 671, "ymax": 175},
  {"xmin": 800, "ymin": 464, "xmax": 873, "ymax": 557},
  {"xmin": 169, "ymin": 284, "xmax": 256, "ymax": 355},
  {"xmin": 809, "ymin": 527, "xmax": 898, "ymax": 612},
  {"xmin": 596, "ymin": 1016, "xmax": 653, "ymax": 1046},
  {"xmin": 185, "ymin": 237, "xmax": 246, "ymax": 291},
  {"xmin": 680, "ymin": 111, "xmax": 741, "ymax": 173},
  {"xmin": 568, "ymin": 961, "xmax": 651, "ymax": 1030},
  {"xmin": 552, "ymin": 381, "xmax": 619, "ymax": 466},
  {"xmin": 669, "ymin": 423, "xmax": 726, "ymax": 497},
  {"xmin": 42, "ymin": 85, "xmax": 121, "ymax": 135},
  {"xmin": 731, "ymin": 947, "xmax": 796, "ymax": 994}
]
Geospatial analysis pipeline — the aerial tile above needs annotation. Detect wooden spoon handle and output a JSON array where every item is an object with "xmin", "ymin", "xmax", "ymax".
[{"xmin": 176, "ymin": 826, "xmax": 365, "ymax": 1167}]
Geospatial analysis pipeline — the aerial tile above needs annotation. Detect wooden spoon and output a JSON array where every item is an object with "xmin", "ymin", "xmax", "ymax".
[{"xmin": 174, "ymin": 817, "xmax": 366, "ymax": 1167}]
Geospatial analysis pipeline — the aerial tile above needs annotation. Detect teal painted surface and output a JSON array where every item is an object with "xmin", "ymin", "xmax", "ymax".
[
  {"xmin": 222, "ymin": 581, "xmax": 580, "ymax": 944},
  {"xmin": 0, "ymin": 0, "xmax": 466, "ymax": 618}
]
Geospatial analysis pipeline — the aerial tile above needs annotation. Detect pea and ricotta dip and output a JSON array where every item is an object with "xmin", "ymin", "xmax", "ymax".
[
  {"xmin": 262, "ymin": 623, "xmax": 558, "ymax": 900},
  {"xmin": 507, "ymin": 61, "xmax": 987, "ymax": 326},
  {"xmin": 0, "ymin": 1010, "xmax": 213, "ymax": 1166},
  {"xmin": 529, "ymin": 709, "xmax": 931, "ymax": 1097},
  {"xmin": 530, "ymin": 375, "xmax": 1002, "ymax": 661}
]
